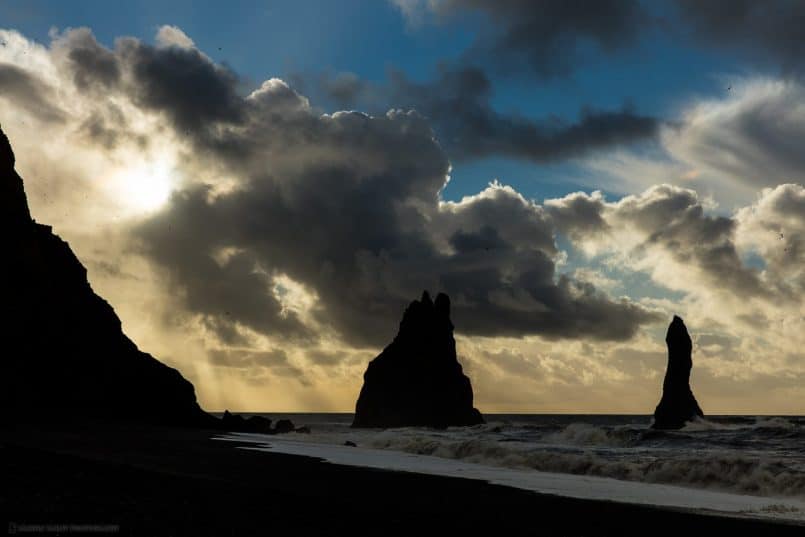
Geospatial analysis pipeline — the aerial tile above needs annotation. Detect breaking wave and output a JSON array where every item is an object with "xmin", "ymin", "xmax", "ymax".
[
  {"xmin": 248, "ymin": 413, "xmax": 805, "ymax": 499},
  {"xmin": 366, "ymin": 432, "xmax": 805, "ymax": 497}
]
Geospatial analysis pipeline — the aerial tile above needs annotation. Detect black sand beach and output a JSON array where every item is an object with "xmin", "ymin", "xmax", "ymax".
[{"xmin": 1, "ymin": 422, "xmax": 803, "ymax": 537}]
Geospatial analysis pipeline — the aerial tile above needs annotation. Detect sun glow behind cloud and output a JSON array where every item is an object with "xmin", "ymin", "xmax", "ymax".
[{"xmin": 110, "ymin": 154, "xmax": 177, "ymax": 213}]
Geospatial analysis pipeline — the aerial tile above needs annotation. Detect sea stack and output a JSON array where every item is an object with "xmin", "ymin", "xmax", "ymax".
[
  {"xmin": 0, "ymin": 125, "xmax": 215, "ymax": 427},
  {"xmin": 353, "ymin": 291, "xmax": 484, "ymax": 428},
  {"xmin": 652, "ymin": 315, "xmax": 704, "ymax": 429}
]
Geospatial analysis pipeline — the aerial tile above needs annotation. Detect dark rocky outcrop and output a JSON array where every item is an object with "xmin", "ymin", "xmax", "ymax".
[
  {"xmin": 652, "ymin": 315, "xmax": 704, "ymax": 429},
  {"xmin": 220, "ymin": 411, "xmax": 305, "ymax": 434},
  {"xmin": 273, "ymin": 419, "xmax": 296, "ymax": 434},
  {"xmin": 246, "ymin": 415, "xmax": 274, "ymax": 433},
  {"xmin": 221, "ymin": 411, "xmax": 274, "ymax": 433},
  {"xmin": 352, "ymin": 291, "xmax": 484, "ymax": 428},
  {"xmin": 221, "ymin": 410, "xmax": 248, "ymax": 430},
  {"xmin": 0, "ymin": 125, "xmax": 215, "ymax": 427}
]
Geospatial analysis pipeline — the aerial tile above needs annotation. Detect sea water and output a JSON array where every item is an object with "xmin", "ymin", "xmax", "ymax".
[{"xmin": 215, "ymin": 413, "xmax": 805, "ymax": 520}]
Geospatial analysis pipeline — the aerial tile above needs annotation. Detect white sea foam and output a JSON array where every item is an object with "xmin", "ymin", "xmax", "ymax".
[
  {"xmin": 542, "ymin": 422, "xmax": 636, "ymax": 447},
  {"xmin": 214, "ymin": 414, "xmax": 805, "ymax": 502},
  {"xmin": 363, "ymin": 433, "xmax": 805, "ymax": 496},
  {"xmin": 752, "ymin": 417, "xmax": 799, "ymax": 431},
  {"xmin": 681, "ymin": 416, "xmax": 799, "ymax": 432},
  {"xmin": 216, "ymin": 433, "xmax": 805, "ymax": 522}
]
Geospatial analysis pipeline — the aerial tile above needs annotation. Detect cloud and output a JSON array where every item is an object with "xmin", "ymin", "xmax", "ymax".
[
  {"xmin": 396, "ymin": 0, "xmax": 648, "ymax": 78},
  {"xmin": 0, "ymin": 63, "xmax": 65, "ymax": 122},
  {"xmin": 545, "ymin": 190, "xmax": 610, "ymax": 243},
  {"xmin": 315, "ymin": 66, "xmax": 659, "ymax": 163},
  {"xmin": 396, "ymin": 1, "xmax": 805, "ymax": 78},
  {"xmin": 574, "ymin": 76, "xmax": 805, "ymax": 211},
  {"xmin": 120, "ymin": 37, "xmax": 245, "ymax": 133},
  {"xmin": 208, "ymin": 348, "xmax": 309, "ymax": 384},
  {"xmin": 0, "ymin": 26, "xmax": 654, "ymax": 347},
  {"xmin": 664, "ymin": 79, "xmax": 805, "ymax": 191},
  {"xmin": 155, "ymin": 25, "xmax": 196, "ymax": 50},
  {"xmin": 209, "ymin": 348, "xmax": 289, "ymax": 368},
  {"xmin": 53, "ymin": 27, "xmax": 121, "ymax": 91},
  {"xmin": 547, "ymin": 184, "xmax": 767, "ymax": 300},
  {"xmin": 735, "ymin": 183, "xmax": 805, "ymax": 295},
  {"xmin": 3, "ymin": 24, "xmax": 804, "ymax": 413},
  {"xmin": 48, "ymin": 27, "xmax": 245, "ymax": 135},
  {"xmin": 674, "ymin": 0, "xmax": 805, "ymax": 70},
  {"xmin": 135, "ymin": 96, "xmax": 657, "ymax": 345},
  {"xmin": 611, "ymin": 185, "xmax": 765, "ymax": 296}
]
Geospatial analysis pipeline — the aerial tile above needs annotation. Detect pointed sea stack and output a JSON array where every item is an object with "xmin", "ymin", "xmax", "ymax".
[
  {"xmin": 0, "ymin": 125, "xmax": 215, "ymax": 427},
  {"xmin": 652, "ymin": 315, "xmax": 704, "ymax": 429},
  {"xmin": 352, "ymin": 291, "xmax": 484, "ymax": 428}
]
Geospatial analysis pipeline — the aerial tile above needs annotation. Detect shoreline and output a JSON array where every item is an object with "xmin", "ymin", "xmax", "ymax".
[
  {"xmin": 2, "ymin": 422, "xmax": 804, "ymax": 536},
  {"xmin": 219, "ymin": 432, "xmax": 805, "ymax": 522}
]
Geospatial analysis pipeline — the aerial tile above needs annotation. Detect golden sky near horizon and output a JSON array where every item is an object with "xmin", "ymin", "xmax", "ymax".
[{"xmin": 2, "ymin": 24, "xmax": 805, "ymax": 414}]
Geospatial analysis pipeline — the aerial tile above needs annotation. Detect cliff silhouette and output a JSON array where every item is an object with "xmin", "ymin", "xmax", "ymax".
[
  {"xmin": 0, "ymin": 125, "xmax": 215, "ymax": 426},
  {"xmin": 353, "ymin": 291, "xmax": 484, "ymax": 428},
  {"xmin": 652, "ymin": 315, "xmax": 704, "ymax": 429}
]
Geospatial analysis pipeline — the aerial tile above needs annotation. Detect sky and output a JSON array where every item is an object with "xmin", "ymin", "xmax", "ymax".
[{"xmin": 1, "ymin": 0, "xmax": 805, "ymax": 413}]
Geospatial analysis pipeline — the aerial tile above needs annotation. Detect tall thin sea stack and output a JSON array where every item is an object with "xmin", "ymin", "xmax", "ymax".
[
  {"xmin": 652, "ymin": 315, "xmax": 704, "ymax": 429},
  {"xmin": 353, "ymin": 291, "xmax": 484, "ymax": 428}
]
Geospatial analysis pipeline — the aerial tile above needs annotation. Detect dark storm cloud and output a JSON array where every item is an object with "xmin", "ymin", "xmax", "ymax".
[
  {"xmin": 544, "ymin": 191, "xmax": 610, "ymax": 241},
  {"xmin": 635, "ymin": 201, "xmax": 764, "ymax": 297},
  {"xmin": 435, "ymin": 0, "xmax": 648, "ymax": 78},
  {"xmin": 48, "ymin": 28, "xmax": 657, "ymax": 347},
  {"xmin": 389, "ymin": 67, "xmax": 659, "ymax": 162},
  {"xmin": 57, "ymin": 28, "xmax": 121, "ymax": 90},
  {"xmin": 449, "ymin": 225, "xmax": 508, "ymax": 253},
  {"xmin": 139, "ymin": 170, "xmax": 657, "ymax": 345},
  {"xmin": 117, "ymin": 38, "xmax": 245, "ymax": 133},
  {"xmin": 675, "ymin": 0, "xmax": 805, "ymax": 70},
  {"xmin": 318, "ymin": 66, "xmax": 659, "ymax": 163},
  {"xmin": 139, "ymin": 187, "xmax": 313, "ymax": 343},
  {"xmin": 0, "ymin": 63, "xmax": 65, "ymax": 122},
  {"xmin": 425, "ymin": 1, "xmax": 805, "ymax": 76},
  {"xmin": 52, "ymin": 28, "xmax": 245, "ymax": 135}
]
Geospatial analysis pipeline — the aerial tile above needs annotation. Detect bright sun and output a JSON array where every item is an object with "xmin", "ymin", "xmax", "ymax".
[{"xmin": 113, "ymin": 156, "xmax": 176, "ymax": 213}]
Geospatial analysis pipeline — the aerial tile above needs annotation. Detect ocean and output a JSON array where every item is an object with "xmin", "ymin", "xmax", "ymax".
[{"xmin": 216, "ymin": 413, "xmax": 805, "ymax": 519}]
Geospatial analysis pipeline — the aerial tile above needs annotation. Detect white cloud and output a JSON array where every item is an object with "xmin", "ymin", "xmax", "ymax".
[{"xmin": 155, "ymin": 25, "xmax": 196, "ymax": 49}]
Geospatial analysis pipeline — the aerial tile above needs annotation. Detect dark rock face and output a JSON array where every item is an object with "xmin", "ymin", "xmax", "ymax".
[
  {"xmin": 352, "ymin": 291, "xmax": 484, "ymax": 428},
  {"xmin": 0, "ymin": 125, "xmax": 215, "ymax": 427},
  {"xmin": 652, "ymin": 315, "xmax": 704, "ymax": 429},
  {"xmin": 0, "ymin": 128, "xmax": 31, "ymax": 228}
]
